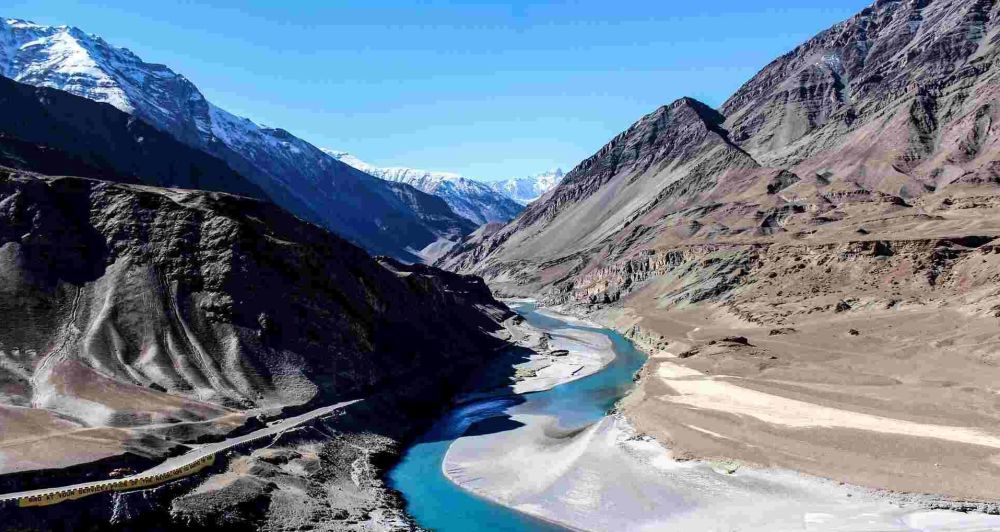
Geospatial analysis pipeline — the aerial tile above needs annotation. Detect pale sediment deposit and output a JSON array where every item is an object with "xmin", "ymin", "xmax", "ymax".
[
  {"xmin": 443, "ymin": 307, "xmax": 1000, "ymax": 531},
  {"xmin": 510, "ymin": 328, "xmax": 614, "ymax": 395},
  {"xmin": 447, "ymin": 413, "xmax": 1000, "ymax": 531}
]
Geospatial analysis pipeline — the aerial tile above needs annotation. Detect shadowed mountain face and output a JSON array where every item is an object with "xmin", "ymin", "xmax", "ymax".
[
  {"xmin": 0, "ymin": 76, "xmax": 267, "ymax": 198},
  {"xmin": 0, "ymin": 18, "xmax": 473, "ymax": 262},
  {"xmin": 440, "ymin": 0, "xmax": 1000, "ymax": 298},
  {"xmin": 0, "ymin": 169, "xmax": 509, "ymax": 455}
]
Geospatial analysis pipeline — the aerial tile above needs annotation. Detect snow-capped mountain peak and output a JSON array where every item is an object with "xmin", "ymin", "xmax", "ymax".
[
  {"xmin": 0, "ymin": 17, "xmax": 475, "ymax": 262},
  {"xmin": 327, "ymin": 151, "xmax": 524, "ymax": 226},
  {"xmin": 323, "ymin": 150, "xmax": 465, "ymax": 187},
  {"xmin": 489, "ymin": 169, "xmax": 565, "ymax": 205},
  {"xmin": 321, "ymin": 150, "xmax": 368, "ymax": 172},
  {"xmin": 0, "ymin": 18, "xmax": 211, "ymax": 127}
]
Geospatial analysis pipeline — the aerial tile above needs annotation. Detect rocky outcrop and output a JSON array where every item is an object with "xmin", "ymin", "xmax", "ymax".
[{"xmin": 527, "ymin": 235, "xmax": 998, "ymax": 322}]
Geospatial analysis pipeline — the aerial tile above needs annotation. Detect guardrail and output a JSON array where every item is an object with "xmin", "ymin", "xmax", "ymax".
[
  {"xmin": 0, "ymin": 399, "xmax": 355, "ymax": 509},
  {"xmin": 13, "ymin": 454, "xmax": 217, "ymax": 508},
  {"xmin": 4, "ymin": 430, "xmax": 286, "ymax": 508}
]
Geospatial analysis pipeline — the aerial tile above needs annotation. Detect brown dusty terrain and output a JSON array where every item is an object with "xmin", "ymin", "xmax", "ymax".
[
  {"xmin": 469, "ymin": 179, "xmax": 1000, "ymax": 504},
  {"xmin": 598, "ymin": 217, "xmax": 1000, "ymax": 501}
]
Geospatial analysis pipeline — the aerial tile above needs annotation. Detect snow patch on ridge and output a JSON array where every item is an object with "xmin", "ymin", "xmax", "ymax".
[
  {"xmin": 326, "ymin": 150, "xmax": 526, "ymax": 226},
  {"xmin": 489, "ymin": 169, "xmax": 565, "ymax": 205}
]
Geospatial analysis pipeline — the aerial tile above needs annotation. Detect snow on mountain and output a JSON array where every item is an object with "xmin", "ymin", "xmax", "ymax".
[
  {"xmin": 325, "ymin": 150, "xmax": 524, "ymax": 226},
  {"xmin": 0, "ymin": 17, "xmax": 472, "ymax": 261},
  {"xmin": 489, "ymin": 169, "xmax": 565, "ymax": 205}
]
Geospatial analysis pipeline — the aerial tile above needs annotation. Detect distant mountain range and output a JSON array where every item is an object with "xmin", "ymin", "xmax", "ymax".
[
  {"xmin": 328, "ymin": 150, "xmax": 565, "ymax": 221},
  {"xmin": 488, "ymin": 169, "xmax": 565, "ymax": 205},
  {"xmin": 325, "ymin": 151, "xmax": 524, "ymax": 226},
  {"xmin": 0, "ymin": 17, "xmax": 472, "ymax": 262}
]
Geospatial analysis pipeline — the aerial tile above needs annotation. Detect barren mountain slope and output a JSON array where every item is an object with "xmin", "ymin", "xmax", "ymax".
[
  {"xmin": 439, "ymin": 0, "xmax": 1000, "ymax": 501},
  {"xmin": 0, "ymin": 168, "xmax": 510, "ymax": 476},
  {"xmin": 723, "ymin": 0, "xmax": 999, "ymax": 194},
  {"xmin": 438, "ymin": 97, "xmax": 761, "ymax": 276}
]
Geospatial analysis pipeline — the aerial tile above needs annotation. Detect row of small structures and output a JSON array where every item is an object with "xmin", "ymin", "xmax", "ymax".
[
  {"xmin": 0, "ymin": 399, "xmax": 360, "ymax": 509},
  {"xmin": 12, "ymin": 454, "xmax": 217, "ymax": 507},
  {"xmin": 1, "ymin": 420, "xmax": 291, "ymax": 508}
]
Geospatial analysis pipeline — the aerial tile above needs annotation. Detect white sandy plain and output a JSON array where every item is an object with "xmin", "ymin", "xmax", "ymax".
[
  {"xmin": 510, "ymin": 328, "xmax": 614, "ymax": 395},
  {"xmin": 656, "ymin": 360, "xmax": 1000, "ymax": 449}
]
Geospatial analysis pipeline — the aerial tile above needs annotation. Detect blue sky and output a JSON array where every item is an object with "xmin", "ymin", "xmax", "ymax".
[{"xmin": 7, "ymin": 1, "xmax": 869, "ymax": 180}]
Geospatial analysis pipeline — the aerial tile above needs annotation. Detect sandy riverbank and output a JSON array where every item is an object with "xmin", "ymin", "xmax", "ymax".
[
  {"xmin": 456, "ymin": 309, "xmax": 616, "ymax": 401},
  {"xmin": 447, "ymin": 411, "xmax": 1000, "ymax": 531},
  {"xmin": 443, "ymin": 305, "xmax": 1000, "ymax": 531}
]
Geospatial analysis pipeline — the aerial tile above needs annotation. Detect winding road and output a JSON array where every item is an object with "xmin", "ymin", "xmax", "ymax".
[{"xmin": 0, "ymin": 398, "xmax": 361, "ymax": 507}]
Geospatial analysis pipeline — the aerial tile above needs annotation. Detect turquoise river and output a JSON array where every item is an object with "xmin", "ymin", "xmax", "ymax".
[{"xmin": 388, "ymin": 302, "xmax": 647, "ymax": 531}]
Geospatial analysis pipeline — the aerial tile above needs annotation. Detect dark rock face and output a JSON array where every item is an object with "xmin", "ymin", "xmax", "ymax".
[
  {"xmin": 0, "ymin": 76, "xmax": 266, "ymax": 199},
  {"xmin": 722, "ymin": 0, "xmax": 999, "ymax": 189},
  {"xmin": 382, "ymin": 180, "xmax": 477, "ymax": 243},
  {"xmin": 0, "ymin": 164, "xmax": 508, "ymax": 530},
  {"xmin": 0, "ymin": 168, "xmax": 510, "ymax": 425}
]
